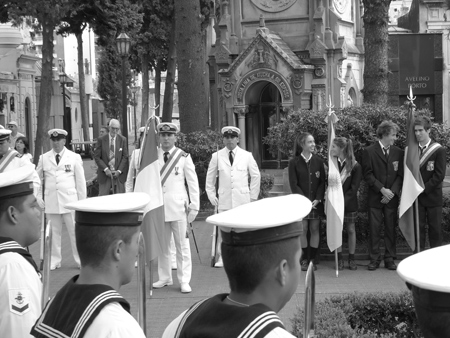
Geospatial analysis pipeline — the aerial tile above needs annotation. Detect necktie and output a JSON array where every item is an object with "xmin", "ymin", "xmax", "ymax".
[
  {"xmin": 383, "ymin": 147, "xmax": 389, "ymax": 160},
  {"xmin": 229, "ymin": 151, "xmax": 234, "ymax": 165},
  {"xmin": 164, "ymin": 152, "xmax": 169, "ymax": 163},
  {"xmin": 420, "ymin": 146, "xmax": 426, "ymax": 156},
  {"xmin": 108, "ymin": 137, "xmax": 115, "ymax": 170},
  {"xmin": 56, "ymin": 154, "xmax": 60, "ymax": 164}
]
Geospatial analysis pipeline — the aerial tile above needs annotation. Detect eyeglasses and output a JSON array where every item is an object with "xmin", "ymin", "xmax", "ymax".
[{"xmin": 7, "ymin": 125, "xmax": 14, "ymax": 129}]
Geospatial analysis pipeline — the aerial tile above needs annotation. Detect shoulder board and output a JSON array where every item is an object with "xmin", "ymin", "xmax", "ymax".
[{"xmin": 182, "ymin": 152, "xmax": 188, "ymax": 157}]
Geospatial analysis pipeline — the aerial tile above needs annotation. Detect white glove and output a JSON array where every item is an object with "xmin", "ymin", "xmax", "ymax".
[
  {"xmin": 36, "ymin": 196, "xmax": 45, "ymax": 210},
  {"xmin": 210, "ymin": 196, "xmax": 218, "ymax": 206},
  {"xmin": 187, "ymin": 210, "xmax": 198, "ymax": 224}
]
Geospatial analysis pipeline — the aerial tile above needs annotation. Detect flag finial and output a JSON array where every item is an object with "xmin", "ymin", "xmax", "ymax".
[
  {"xmin": 407, "ymin": 86, "xmax": 416, "ymax": 103},
  {"xmin": 326, "ymin": 95, "xmax": 334, "ymax": 116}
]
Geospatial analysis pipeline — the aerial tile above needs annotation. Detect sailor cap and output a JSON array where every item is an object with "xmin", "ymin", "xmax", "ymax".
[
  {"xmin": 48, "ymin": 129, "xmax": 68, "ymax": 139},
  {"xmin": 157, "ymin": 123, "xmax": 178, "ymax": 134},
  {"xmin": 221, "ymin": 126, "xmax": 240, "ymax": 137},
  {"xmin": 0, "ymin": 129, "xmax": 12, "ymax": 142},
  {"xmin": 0, "ymin": 165, "xmax": 35, "ymax": 200}
]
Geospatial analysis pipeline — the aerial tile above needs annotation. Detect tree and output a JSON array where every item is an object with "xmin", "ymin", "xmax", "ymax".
[
  {"xmin": 162, "ymin": 16, "xmax": 176, "ymax": 122},
  {"xmin": 174, "ymin": 0, "xmax": 210, "ymax": 133},
  {"xmin": 362, "ymin": 0, "xmax": 392, "ymax": 105}
]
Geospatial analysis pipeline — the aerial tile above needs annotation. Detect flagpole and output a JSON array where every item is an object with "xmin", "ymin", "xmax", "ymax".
[
  {"xmin": 407, "ymin": 86, "xmax": 420, "ymax": 253},
  {"xmin": 334, "ymin": 250, "xmax": 339, "ymax": 278}
]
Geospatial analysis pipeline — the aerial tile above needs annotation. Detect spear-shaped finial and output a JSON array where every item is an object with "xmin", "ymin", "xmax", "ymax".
[
  {"xmin": 407, "ymin": 85, "xmax": 416, "ymax": 103},
  {"xmin": 326, "ymin": 95, "xmax": 334, "ymax": 115}
]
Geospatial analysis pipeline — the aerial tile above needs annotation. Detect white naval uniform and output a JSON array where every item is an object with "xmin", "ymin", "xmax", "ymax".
[
  {"xmin": 0, "ymin": 251, "xmax": 42, "ymax": 338},
  {"xmin": 205, "ymin": 146, "xmax": 260, "ymax": 212},
  {"xmin": 125, "ymin": 148, "xmax": 141, "ymax": 193},
  {"xmin": 84, "ymin": 303, "xmax": 145, "ymax": 338},
  {"xmin": 157, "ymin": 146, "xmax": 199, "ymax": 284},
  {"xmin": 36, "ymin": 147, "xmax": 87, "ymax": 267}
]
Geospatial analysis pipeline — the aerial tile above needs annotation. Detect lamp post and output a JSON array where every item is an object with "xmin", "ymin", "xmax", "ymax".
[
  {"xmin": 116, "ymin": 32, "xmax": 131, "ymax": 141},
  {"xmin": 130, "ymin": 86, "xmax": 140, "ymax": 143}
]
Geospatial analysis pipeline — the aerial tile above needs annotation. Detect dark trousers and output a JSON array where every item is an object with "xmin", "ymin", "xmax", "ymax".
[
  {"xmin": 368, "ymin": 206, "xmax": 397, "ymax": 262},
  {"xmin": 99, "ymin": 177, "xmax": 125, "ymax": 195},
  {"xmin": 418, "ymin": 205, "xmax": 443, "ymax": 250}
]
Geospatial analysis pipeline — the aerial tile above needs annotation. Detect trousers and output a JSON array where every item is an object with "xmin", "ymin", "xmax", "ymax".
[{"xmin": 47, "ymin": 212, "xmax": 80, "ymax": 266}]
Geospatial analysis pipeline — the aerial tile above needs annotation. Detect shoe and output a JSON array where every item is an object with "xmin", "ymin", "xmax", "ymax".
[
  {"xmin": 171, "ymin": 263, "xmax": 177, "ymax": 270},
  {"xmin": 301, "ymin": 259, "xmax": 308, "ymax": 271},
  {"xmin": 152, "ymin": 280, "xmax": 173, "ymax": 288},
  {"xmin": 338, "ymin": 259, "xmax": 344, "ymax": 271},
  {"xmin": 50, "ymin": 264, "xmax": 61, "ymax": 271},
  {"xmin": 181, "ymin": 283, "xmax": 192, "ymax": 293},
  {"xmin": 348, "ymin": 260, "xmax": 357, "ymax": 270},
  {"xmin": 385, "ymin": 261, "xmax": 397, "ymax": 270},
  {"xmin": 367, "ymin": 261, "xmax": 380, "ymax": 271},
  {"xmin": 214, "ymin": 257, "xmax": 223, "ymax": 268}
]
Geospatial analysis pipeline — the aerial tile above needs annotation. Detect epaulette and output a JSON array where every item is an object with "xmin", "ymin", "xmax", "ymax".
[{"xmin": 182, "ymin": 151, "xmax": 189, "ymax": 157}]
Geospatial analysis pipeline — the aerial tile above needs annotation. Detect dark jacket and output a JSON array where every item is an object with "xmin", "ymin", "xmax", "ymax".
[
  {"xmin": 288, "ymin": 154, "xmax": 325, "ymax": 214},
  {"xmin": 418, "ymin": 141, "xmax": 446, "ymax": 207},
  {"xmin": 340, "ymin": 161, "xmax": 363, "ymax": 213},
  {"xmin": 362, "ymin": 143, "xmax": 404, "ymax": 209},
  {"xmin": 94, "ymin": 133, "xmax": 129, "ymax": 184}
]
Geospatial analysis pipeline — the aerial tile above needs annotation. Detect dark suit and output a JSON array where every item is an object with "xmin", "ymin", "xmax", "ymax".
[
  {"xmin": 418, "ymin": 141, "xmax": 446, "ymax": 249},
  {"xmin": 362, "ymin": 143, "xmax": 404, "ymax": 262},
  {"xmin": 341, "ymin": 162, "xmax": 363, "ymax": 213},
  {"xmin": 94, "ymin": 133, "xmax": 129, "ymax": 195}
]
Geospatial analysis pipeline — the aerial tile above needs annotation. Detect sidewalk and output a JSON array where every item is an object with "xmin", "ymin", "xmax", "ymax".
[{"xmin": 30, "ymin": 217, "xmax": 407, "ymax": 338}]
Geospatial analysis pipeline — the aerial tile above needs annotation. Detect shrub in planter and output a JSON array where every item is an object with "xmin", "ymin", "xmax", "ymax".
[{"xmin": 258, "ymin": 172, "xmax": 274, "ymax": 199}]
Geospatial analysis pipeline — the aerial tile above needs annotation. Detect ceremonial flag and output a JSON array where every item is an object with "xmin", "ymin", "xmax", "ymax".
[
  {"xmin": 134, "ymin": 116, "xmax": 165, "ymax": 261},
  {"xmin": 399, "ymin": 88, "xmax": 424, "ymax": 251},
  {"xmin": 325, "ymin": 100, "xmax": 345, "ymax": 252}
]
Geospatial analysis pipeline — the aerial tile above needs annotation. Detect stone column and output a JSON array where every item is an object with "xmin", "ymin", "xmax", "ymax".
[{"xmin": 234, "ymin": 106, "xmax": 248, "ymax": 149}]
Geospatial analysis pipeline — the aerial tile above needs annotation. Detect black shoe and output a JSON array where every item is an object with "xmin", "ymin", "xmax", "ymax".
[
  {"xmin": 348, "ymin": 260, "xmax": 357, "ymax": 270},
  {"xmin": 385, "ymin": 261, "xmax": 397, "ymax": 270},
  {"xmin": 368, "ymin": 261, "xmax": 380, "ymax": 271},
  {"xmin": 338, "ymin": 259, "xmax": 344, "ymax": 271},
  {"xmin": 301, "ymin": 259, "xmax": 308, "ymax": 271}
]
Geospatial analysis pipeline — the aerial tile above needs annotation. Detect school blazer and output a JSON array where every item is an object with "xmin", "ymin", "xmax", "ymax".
[
  {"xmin": 341, "ymin": 162, "xmax": 363, "ymax": 213},
  {"xmin": 362, "ymin": 143, "xmax": 404, "ymax": 209},
  {"xmin": 418, "ymin": 141, "xmax": 446, "ymax": 207}
]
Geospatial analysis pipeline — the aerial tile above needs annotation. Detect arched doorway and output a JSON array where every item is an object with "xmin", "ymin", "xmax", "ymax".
[{"xmin": 246, "ymin": 82, "xmax": 287, "ymax": 169}]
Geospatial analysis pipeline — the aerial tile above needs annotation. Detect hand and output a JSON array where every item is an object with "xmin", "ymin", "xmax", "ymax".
[
  {"xmin": 381, "ymin": 196, "xmax": 391, "ymax": 204},
  {"xmin": 105, "ymin": 169, "xmax": 112, "ymax": 178},
  {"xmin": 36, "ymin": 196, "xmax": 45, "ymax": 210},
  {"xmin": 381, "ymin": 188, "xmax": 394, "ymax": 200},
  {"xmin": 311, "ymin": 200, "xmax": 320, "ymax": 209},
  {"xmin": 86, "ymin": 180, "xmax": 93, "ymax": 187},
  {"xmin": 210, "ymin": 196, "xmax": 218, "ymax": 206},
  {"xmin": 112, "ymin": 171, "xmax": 120, "ymax": 178},
  {"xmin": 187, "ymin": 210, "xmax": 198, "ymax": 223}
]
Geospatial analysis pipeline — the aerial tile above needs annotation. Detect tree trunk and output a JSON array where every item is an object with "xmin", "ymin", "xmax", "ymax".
[
  {"xmin": 162, "ymin": 18, "xmax": 176, "ymax": 122},
  {"xmin": 174, "ymin": 0, "xmax": 209, "ymax": 133},
  {"xmin": 76, "ymin": 31, "xmax": 91, "ymax": 151},
  {"xmin": 141, "ymin": 53, "xmax": 149, "ymax": 125},
  {"xmin": 362, "ymin": 0, "xmax": 392, "ymax": 105},
  {"xmin": 154, "ymin": 59, "xmax": 161, "ymax": 117},
  {"xmin": 34, "ymin": 16, "xmax": 55, "ymax": 165}
]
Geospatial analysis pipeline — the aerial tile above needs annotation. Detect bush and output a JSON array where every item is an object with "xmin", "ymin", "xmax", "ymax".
[
  {"xmin": 258, "ymin": 172, "xmax": 274, "ymax": 199},
  {"xmin": 291, "ymin": 292, "xmax": 421, "ymax": 338}
]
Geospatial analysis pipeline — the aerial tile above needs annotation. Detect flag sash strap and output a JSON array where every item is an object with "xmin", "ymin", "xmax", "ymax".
[
  {"xmin": 0, "ymin": 149, "xmax": 19, "ymax": 173},
  {"xmin": 160, "ymin": 148, "xmax": 184, "ymax": 186},
  {"xmin": 419, "ymin": 143, "xmax": 442, "ymax": 167}
]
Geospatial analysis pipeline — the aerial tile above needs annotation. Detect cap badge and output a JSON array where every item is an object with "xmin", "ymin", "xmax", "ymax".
[
  {"xmin": 52, "ymin": 131, "xmax": 59, "ymax": 137},
  {"xmin": 162, "ymin": 125, "xmax": 170, "ymax": 131}
]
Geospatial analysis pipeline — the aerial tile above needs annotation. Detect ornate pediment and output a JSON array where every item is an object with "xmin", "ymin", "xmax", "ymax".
[{"xmin": 308, "ymin": 37, "xmax": 327, "ymax": 60}]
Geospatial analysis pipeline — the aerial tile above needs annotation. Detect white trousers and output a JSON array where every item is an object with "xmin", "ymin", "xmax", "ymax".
[
  {"xmin": 157, "ymin": 220, "xmax": 191, "ymax": 284},
  {"xmin": 47, "ymin": 212, "xmax": 80, "ymax": 266}
]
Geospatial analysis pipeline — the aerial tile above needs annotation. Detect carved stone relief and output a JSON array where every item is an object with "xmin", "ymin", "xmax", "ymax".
[
  {"xmin": 246, "ymin": 43, "xmax": 278, "ymax": 70},
  {"xmin": 289, "ymin": 73, "xmax": 303, "ymax": 95},
  {"xmin": 250, "ymin": 0, "xmax": 297, "ymax": 13}
]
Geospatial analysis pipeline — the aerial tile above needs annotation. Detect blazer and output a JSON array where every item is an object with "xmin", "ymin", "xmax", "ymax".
[
  {"xmin": 205, "ymin": 146, "xmax": 261, "ymax": 211},
  {"xmin": 340, "ymin": 162, "xmax": 363, "ymax": 213},
  {"xmin": 158, "ymin": 147, "xmax": 200, "ymax": 222},
  {"xmin": 362, "ymin": 143, "xmax": 404, "ymax": 209},
  {"xmin": 94, "ymin": 134, "xmax": 129, "ymax": 184},
  {"xmin": 36, "ymin": 147, "xmax": 86, "ymax": 214},
  {"xmin": 288, "ymin": 154, "xmax": 325, "ymax": 214},
  {"xmin": 418, "ymin": 141, "xmax": 446, "ymax": 207}
]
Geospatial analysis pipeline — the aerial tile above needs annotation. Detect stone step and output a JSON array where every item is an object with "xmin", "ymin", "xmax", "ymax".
[
  {"xmin": 268, "ymin": 191, "xmax": 286, "ymax": 197},
  {"xmin": 270, "ymin": 183, "xmax": 284, "ymax": 192}
]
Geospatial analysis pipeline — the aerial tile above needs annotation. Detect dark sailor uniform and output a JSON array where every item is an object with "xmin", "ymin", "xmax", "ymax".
[
  {"xmin": 163, "ymin": 294, "xmax": 294, "ymax": 338},
  {"xmin": 0, "ymin": 237, "xmax": 42, "ymax": 338},
  {"xmin": 31, "ymin": 275, "xmax": 145, "ymax": 338}
]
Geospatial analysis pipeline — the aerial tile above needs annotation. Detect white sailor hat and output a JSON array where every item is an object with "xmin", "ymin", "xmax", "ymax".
[
  {"xmin": 0, "ymin": 165, "xmax": 35, "ymax": 200},
  {"xmin": 138, "ymin": 126, "xmax": 146, "ymax": 134},
  {"xmin": 7, "ymin": 121, "xmax": 18, "ymax": 127},
  {"xmin": 157, "ymin": 123, "xmax": 178, "ymax": 134},
  {"xmin": 206, "ymin": 195, "xmax": 311, "ymax": 246},
  {"xmin": 66, "ymin": 192, "xmax": 150, "ymax": 227},
  {"xmin": 48, "ymin": 129, "xmax": 68, "ymax": 139},
  {"xmin": 0, "ymin": 129, "xmax": 12, "ymax": 142},
  {"xmin": 221, "ymin": 126, "xmax": 240, "ymax": 137}
]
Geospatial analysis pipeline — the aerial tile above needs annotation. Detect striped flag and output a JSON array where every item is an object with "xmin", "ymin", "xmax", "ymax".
[
  {"xmin": 399, "ymin": 105, "xmax": 424, "ymax": 251},
  {"xmin": 134, "ymin": 116, "xmax": 165, "ymax": 261},
  {"xmin": 325, "ymin": 105, "xmax": 345, "ymax": 252}
]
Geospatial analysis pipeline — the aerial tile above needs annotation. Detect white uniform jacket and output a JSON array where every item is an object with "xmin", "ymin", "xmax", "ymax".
[
  {"xmin": 36, "ymin": 147, "xmax": 87, "ymax": 214},
  {"xmin": 206, "ymin": 146, "xmax": 261, "ymax": 210},
  {"xmin": 159, "ymin": 147, "xmax": 200, "ymax": 222},
  {"xmin": 125, "ymin": 149, "xmax": 141, "ymax": 193},
  {"xmin": 0, "ymin": 151, "xmax": 40, "ymax": 196},
  {"xmin": 0, "ymin": 250, "xmax": 42, "ymax": 338}
]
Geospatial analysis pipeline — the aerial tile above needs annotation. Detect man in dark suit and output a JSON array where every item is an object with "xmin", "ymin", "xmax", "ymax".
[
  {"xmin": 94, "ymin": 119, "xmax": 129, "ymax": 195},
  {"xmin": 414, "ymin": 116, "xmax": 446, "ymax": 250},
  {"xmin": 362, "ymin": 120, "xmax": 404, "ymax": 271}
]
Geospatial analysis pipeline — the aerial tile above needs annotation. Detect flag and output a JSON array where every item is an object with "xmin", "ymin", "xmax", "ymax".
[
  {"xmin": 325, "ymin": 104, "xmax": 345, "ymax": 252},
  {"xmin": 399, "ymin": 103, "xmax": 424, "ymax": 251},
  {"xmin": 134, "ymin": 116, "xmax": 165, "ymax": 261}
]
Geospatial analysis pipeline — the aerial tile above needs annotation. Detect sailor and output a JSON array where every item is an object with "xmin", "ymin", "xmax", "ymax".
[
  {"xmin": 31, "ymin": 192, "xmax": 150, "ymax": 338},
  {"xmin": 162, "ymin": 194, "xmax": 312, "ymax": 338},
  {"xmin": 0, "ymin": 165, "xmax": 43, "ymax": 338},
  {"xmin": 397, "ymin": 245, "xmax": 450, "ymax": 338}
]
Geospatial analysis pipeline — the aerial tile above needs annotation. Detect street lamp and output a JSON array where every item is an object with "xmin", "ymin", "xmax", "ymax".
[
  {"xmin": 130, "ymin": 86, "xmax": 140, "ymax": 143},
  {"xmin": 116, "ymin": 32, "xmax": 131, "ymax": 141}
]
